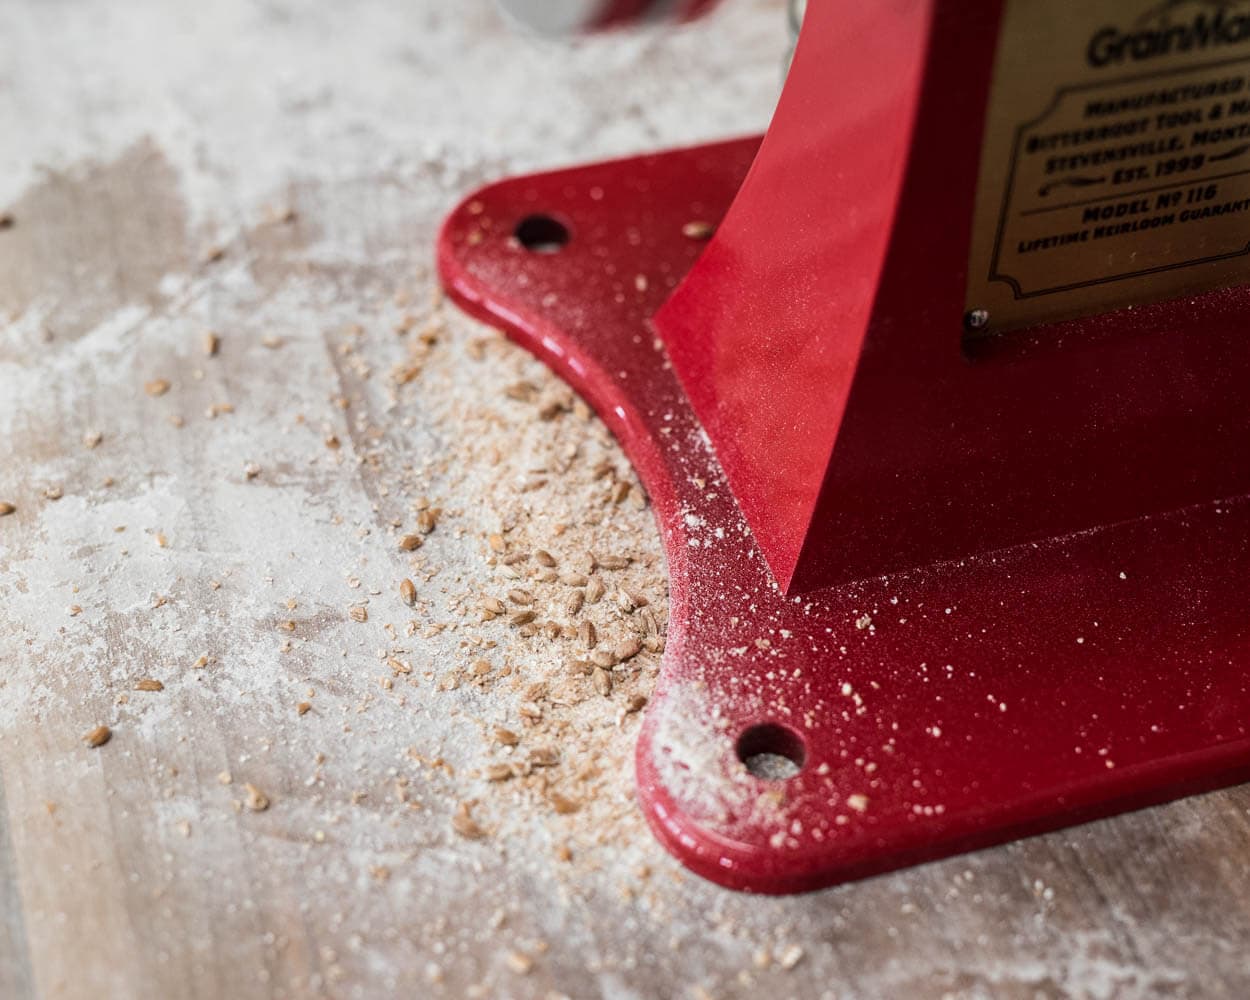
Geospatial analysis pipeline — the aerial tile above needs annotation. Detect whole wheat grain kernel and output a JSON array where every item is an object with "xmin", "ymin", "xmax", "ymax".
[
  {"xmin": 452, "ymin": 801, "xmax": 486, "ymax": 839},
  {"xmin": 614, "ymin": 637, "xmax": 642, "ymax": 661},
  {"xmin": 529, "ymin": 746, "xmax": 559, "ymax": 767},
  {"xmin": 778, "ymin": 945, "xmax": 805, "ymax": 970},
  {"xmin": 245, "ymin": 784, "xmax": 271, "ymax": 811},
  {"xmin": 622, "ymin": 586, "xmax": 649, "ymax": 608}
]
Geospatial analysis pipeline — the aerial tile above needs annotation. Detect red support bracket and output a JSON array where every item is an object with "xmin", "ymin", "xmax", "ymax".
[{"xmin": 437, "ymin": 1, "xmax": 1250, "ymax": 892}]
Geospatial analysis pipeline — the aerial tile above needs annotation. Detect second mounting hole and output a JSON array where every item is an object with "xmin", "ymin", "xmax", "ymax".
[
  {"xmin": 514, "ymin": 214, "xmax": 570, "ymax": 253},
  {"xmin": 737, "ymin": 723, "xmax": 806, "ymax": 780}
]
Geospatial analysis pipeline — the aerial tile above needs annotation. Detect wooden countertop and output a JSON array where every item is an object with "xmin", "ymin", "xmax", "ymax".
[{"xmin": 1, "ymin": 3, "xmax": 1248, "ymax": 998}]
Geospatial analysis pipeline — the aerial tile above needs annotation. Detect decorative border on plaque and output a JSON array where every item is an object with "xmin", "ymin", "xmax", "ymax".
[{"xmin": 988, "ymin": 55, "xmax": 1250, "ymax": 300}]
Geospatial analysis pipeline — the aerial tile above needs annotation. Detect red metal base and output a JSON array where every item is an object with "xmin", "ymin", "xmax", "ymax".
[{"xmin": 438, "ymin": 139, "xmax": 1250, "ymax": 894}]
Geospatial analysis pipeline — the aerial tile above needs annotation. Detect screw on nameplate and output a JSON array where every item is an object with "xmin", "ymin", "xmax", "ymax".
[{"xmin": 964, "ymin": 308, "xmax": 990, "ymax": 333}]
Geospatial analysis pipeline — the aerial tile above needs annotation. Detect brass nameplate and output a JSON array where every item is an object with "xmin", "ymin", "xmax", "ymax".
[{"xmin": 966, "ymin": 0, "xmax": 1250, "ymax": 336}]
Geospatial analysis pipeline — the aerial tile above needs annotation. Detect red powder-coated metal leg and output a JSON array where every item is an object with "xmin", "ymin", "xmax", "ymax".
[
  {"xmin": 438, "ymin": 139, "xmax": 1250, "ymax": 894},
  {"xmin": 656, "ymin": 1, "xmax": 1250, "ymax": 595}
]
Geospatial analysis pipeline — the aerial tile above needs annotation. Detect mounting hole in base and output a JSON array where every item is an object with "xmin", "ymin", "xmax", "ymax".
[
  {"xmin": 513, "ymin": 214, "xmax": 570, "ymax": 253},
  {"xmin": 737, "ymin": 723, "xmax": 806, "ymax": 780}
]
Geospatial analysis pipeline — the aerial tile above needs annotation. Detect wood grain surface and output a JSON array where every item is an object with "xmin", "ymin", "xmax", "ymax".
[{"xmin": 2, "ymin": 3, "xmax": 1249, "ymax": 999}]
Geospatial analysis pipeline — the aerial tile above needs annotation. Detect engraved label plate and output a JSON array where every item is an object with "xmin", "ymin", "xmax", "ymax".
[{"xmin": 966, "ymin": 0, "xmax": 1250, "ymax": 336}]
